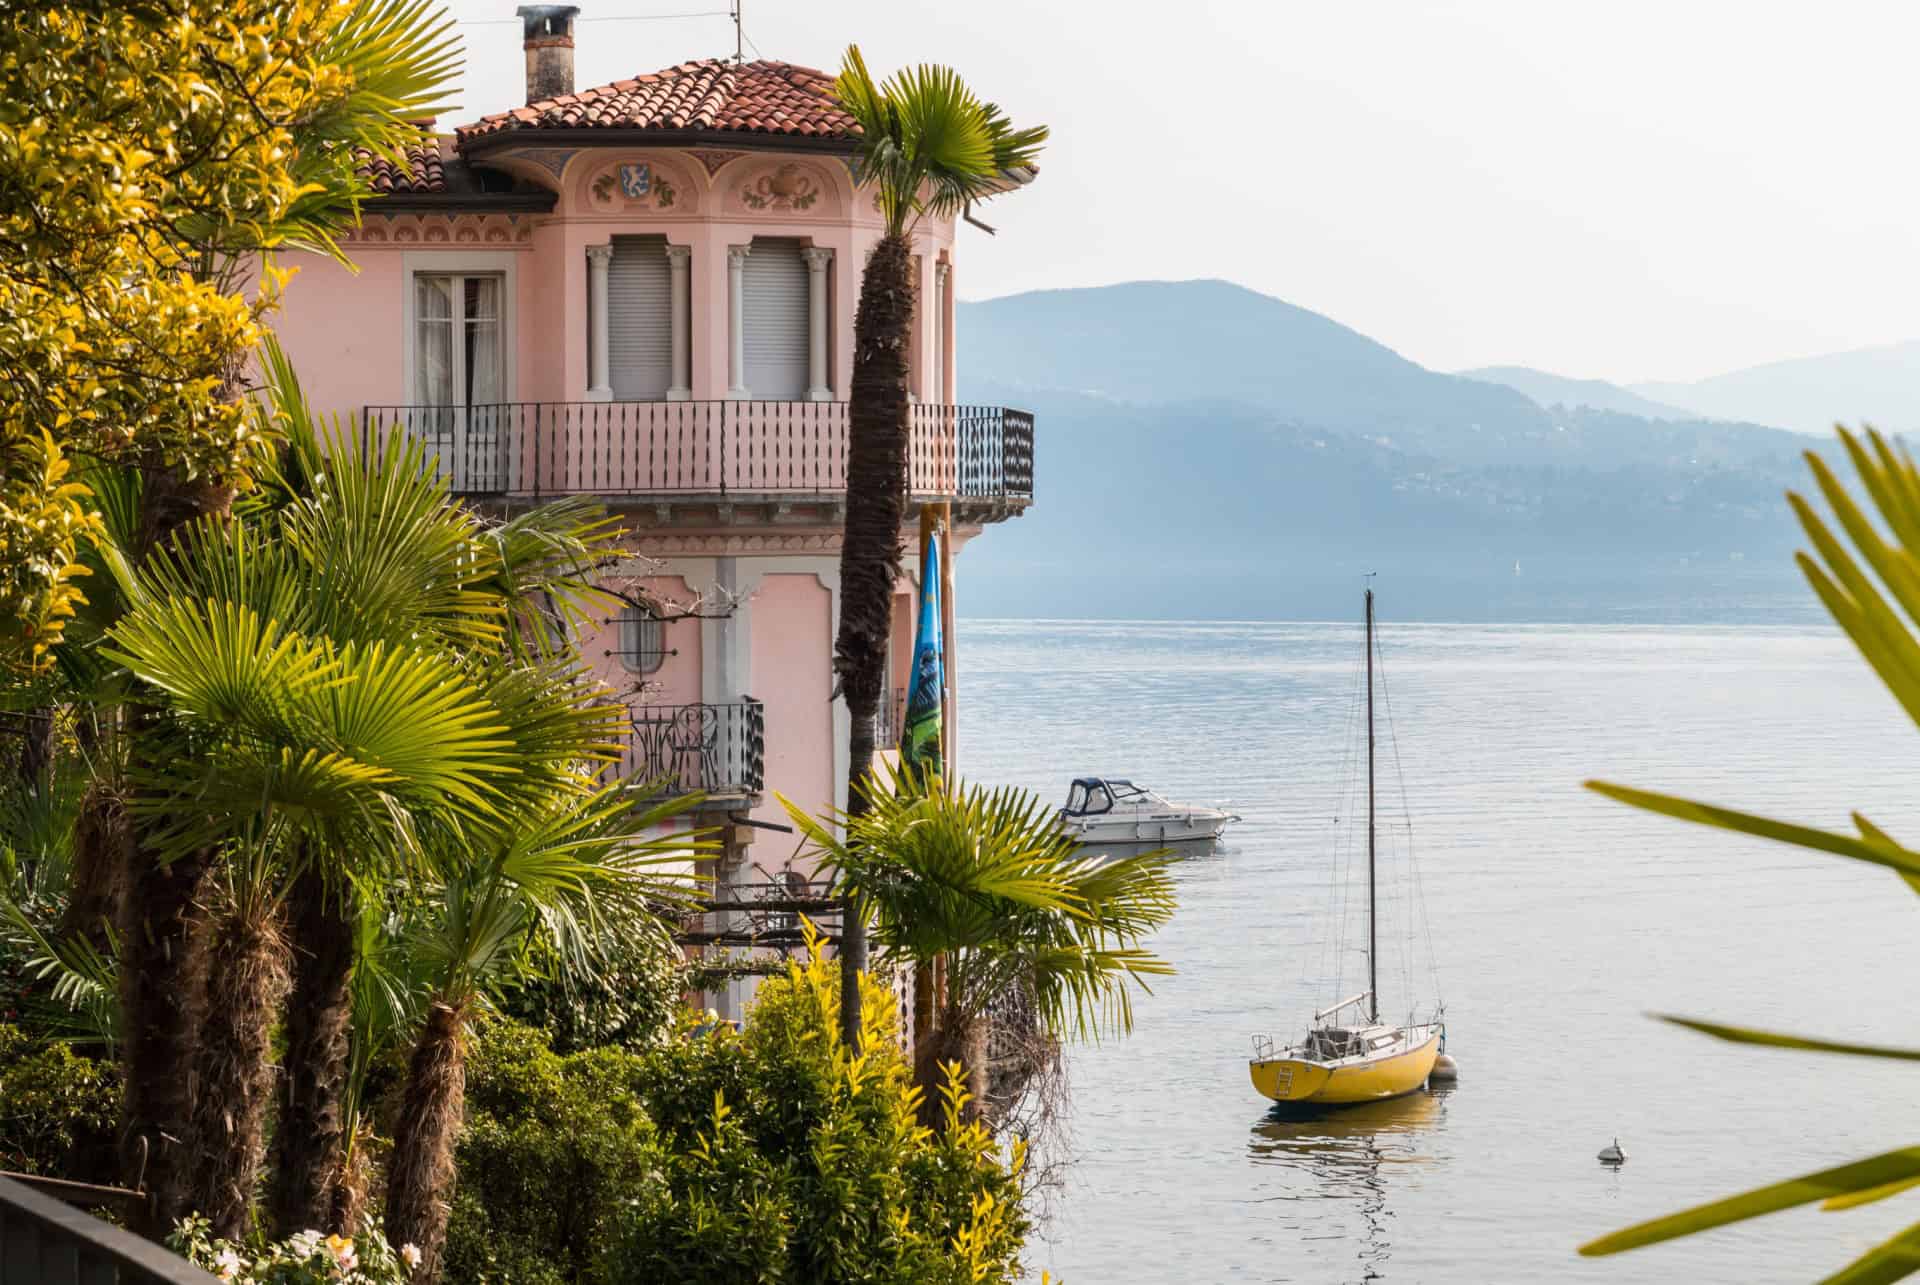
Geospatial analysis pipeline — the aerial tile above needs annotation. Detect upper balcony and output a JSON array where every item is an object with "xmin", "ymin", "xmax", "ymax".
[{"xmin": 363, "ymin": 400, "xmax": 1035, "ymax": 516}]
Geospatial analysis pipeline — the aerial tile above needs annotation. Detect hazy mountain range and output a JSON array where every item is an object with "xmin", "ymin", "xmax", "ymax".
[
  {"xmin": 1463, "ymin": 344, "xmax": 1920, "ymax": 437},
  {"xmin": 958, "ymin": 280, "xmax": 1836, "ymax": 622}
]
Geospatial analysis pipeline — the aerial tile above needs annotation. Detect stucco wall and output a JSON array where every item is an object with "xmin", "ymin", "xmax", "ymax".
[{"xmin": 748, "ymin": 572, "xmax": 833, "ymax": 837}]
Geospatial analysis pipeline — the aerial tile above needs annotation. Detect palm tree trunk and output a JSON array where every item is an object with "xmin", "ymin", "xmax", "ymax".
[
  {"xmin": 912, "ymin": 962, "xmax": 941, "ymax": 1127},
  {"xmin": 117, "ymin": 464, "xmax": 237, "ymax": 1235},
  {"xmin": 189, "ymin": 893, "xmax": 290, "ymax": 1239},
  {"xmin": 931, "ymin": 1004, "xmax": 990, "ymax": 1129},
  {"xmin": 59, "ymin": 778, "xmax": 133, "ymax": 954},
  {"xmin": 271, "ymin": 862, "xmax": 357, "ymax": 1235},
  {"xmin": 118, "ymin": 841, "xmax": 211, "ymax": 1237},
  {"xmin": 834, "ymin": 232, "xmax": 916, "ymax": 1047},
  {"xmin": 386, "ymin": 997, "xmax": 470, "ymax": 1282}
]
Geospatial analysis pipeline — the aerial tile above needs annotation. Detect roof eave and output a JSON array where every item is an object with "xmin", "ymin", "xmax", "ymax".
[
  {"xmin": 361, "ymin": 191, "xmax": 560, "ymax": 214},
  {"xmin": 457, "ymin": 127, "xmax": 861, "ymax": 159}
]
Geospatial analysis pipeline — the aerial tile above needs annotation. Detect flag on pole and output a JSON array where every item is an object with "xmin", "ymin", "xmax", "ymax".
[{"xmin": 900, "ymin": 530, "xmax": 943, "ymax": 778}]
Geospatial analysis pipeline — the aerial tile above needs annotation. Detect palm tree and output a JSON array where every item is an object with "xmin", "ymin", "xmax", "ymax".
[
  {"xmin": 828, "ymin": 46, "xmax": 1047, "ymax": 1043},
  {"xmin": 1581, "ymin": 428, "xmax": 1920, "ymax": 1280},
  {"xmin": 784, "ymin": 770, "xmax": 1176, "ymax": 1124},
  {"xmin": 94, "ymin": 345, "xmax": 634, "ymax": 1237},
  {"xmin": 90, "ymin": 0, "xmax": 461, "ymax": 1229},
  {"xmin": 384, "ymin": 787, "xmax": 703, "ymax": 1280}
]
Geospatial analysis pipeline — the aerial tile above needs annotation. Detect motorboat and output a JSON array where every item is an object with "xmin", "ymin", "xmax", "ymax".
[{"xmin": 1057, "ymin": 778, "xmax": 1239, "ymax": 847}]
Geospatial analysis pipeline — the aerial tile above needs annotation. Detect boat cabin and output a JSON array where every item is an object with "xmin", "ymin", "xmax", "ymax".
[
  {"xmin": 1062, "ymin": 778, "xmax": 1161, "ymax": 816},
  {"xmin": 1302, "ymin": 1024, "xmax": 1404, "ymax": 1062}
]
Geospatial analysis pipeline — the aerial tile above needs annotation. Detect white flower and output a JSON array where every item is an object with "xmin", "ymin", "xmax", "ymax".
[
  {"xmin": 289, "ymin": 1230, "xmax": 324, "ymax": 1260},
  {"xmin": 399, "ymin": 1243, "xmax": 423, "ymax": 1272},
  {"xmin": 325, "ymin": 1233, "xmax": 359, "ymax": 1275},
  {"xmin": 213, "ymin": 1247, "xmax": 246, "ymax": 1282}
]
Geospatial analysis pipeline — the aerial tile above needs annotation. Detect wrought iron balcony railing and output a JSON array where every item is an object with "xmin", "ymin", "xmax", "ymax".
[
  {"xmin": 362, "ymin": 401, "xmax": 1034, "ymax": 503},
  {"xmin": 614, "ymin": 699, "xmax": 765, "ymax": 801}
]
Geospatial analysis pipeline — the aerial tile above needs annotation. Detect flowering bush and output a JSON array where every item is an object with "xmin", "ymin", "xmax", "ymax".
[{"xmin": 169, "ymin": 1217, "xmax": 422, "ymax": 1284}]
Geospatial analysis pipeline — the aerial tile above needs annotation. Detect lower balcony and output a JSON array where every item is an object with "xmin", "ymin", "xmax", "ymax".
[
  {"xmin": 613, "ymin": 699, "xmax": 765, "ymax": 804},
  {"xmin": 363, "ymin": 401, "xmax": 1035, "ymax": 505}
]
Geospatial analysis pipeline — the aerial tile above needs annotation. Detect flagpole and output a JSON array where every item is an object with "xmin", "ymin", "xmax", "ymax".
[
  {"xmin": 913, "ymin": 504, "xmax": 942, "ymax": 1075},
  {"xmin": 939, "ymin": 501, "xmax": 955, "ymax": 779}
]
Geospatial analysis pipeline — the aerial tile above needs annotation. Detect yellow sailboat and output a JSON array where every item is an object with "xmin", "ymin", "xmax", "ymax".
[{"xmin": 1250, "ymin": 586, "xmax": 1443, "ymax": 1107}]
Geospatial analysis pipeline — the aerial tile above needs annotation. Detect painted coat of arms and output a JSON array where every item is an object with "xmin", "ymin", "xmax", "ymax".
[{"xmin": 618, "ymin": 163, "xmax": 650, "ymax": 197}]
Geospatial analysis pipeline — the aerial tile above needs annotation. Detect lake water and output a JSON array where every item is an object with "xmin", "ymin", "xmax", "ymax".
[{"xmin": 957, "ymin": 618, "xmax": 1920, "ymax": 1284}]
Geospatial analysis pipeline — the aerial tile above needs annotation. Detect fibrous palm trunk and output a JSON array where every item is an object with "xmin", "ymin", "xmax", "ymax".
[
  {"xmin": 118, "ymin": 841, "xmax": 211, "ymax": 1235},
  {"xmin": 931, "ymin": 1003, "xmax": 990, "ymax": 1128},
  {"xmin": 386, "ymin": 998, "xmax": 470, "ymax": 1282},
  {"xmin": 117, "ymin": 464, "xmax": 236, "ymax": 1235},
  {"xmin": 189, "ymin": 894, "xmax": 290, "ymax": 1239},
  {"xmin": 60, "ymin": 778, "xmax": 133, "ymax": 954},
  {"xmin": 833, "ymin": 232, "xmax": 916, "ymax": 1048},
  {"xmin": 271, "ymin": 863, "xmax": 357, "ymax": 1235}
]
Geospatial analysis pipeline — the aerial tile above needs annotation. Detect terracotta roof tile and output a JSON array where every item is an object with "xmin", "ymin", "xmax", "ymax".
[
  {"xmin": 353, "ymin": 134, "xmax": 446, "ymax": 193},
  {"xmin": 456, "ymin": 58, "xmax": 859, "ymax": 147}
]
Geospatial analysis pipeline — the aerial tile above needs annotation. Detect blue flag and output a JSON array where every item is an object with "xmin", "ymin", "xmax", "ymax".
[{"xmin": 900, "ymin": 532, "xmax": 943, "ymax": 778}]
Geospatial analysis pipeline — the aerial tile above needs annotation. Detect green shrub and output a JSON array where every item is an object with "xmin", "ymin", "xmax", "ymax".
[
  {"xmin": 0, "ymin": 1022, "xmax": 117, "ymax": 1179},
  {"xmin": 606, "ymin": 948, "xmax": 1030, "ymax": 1285},
  {"xmin": 444, "ymin": 944, "xmax": 1031, "ymax": 1285},
  {"xmin": 441, "ymin": 1022, "xmax": 658, "ymax": 1285},
  {"xmin": 494, "ymin": 929, "xmax": 687, "ymax": 1055}
]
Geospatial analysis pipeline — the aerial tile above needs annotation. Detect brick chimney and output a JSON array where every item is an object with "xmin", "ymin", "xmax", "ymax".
[{"xmin": 516, "ymin": 5, "xmax": 580, "ymax": 104}]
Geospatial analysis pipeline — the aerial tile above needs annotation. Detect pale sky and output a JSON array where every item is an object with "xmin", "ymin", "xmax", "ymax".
[{"xmin": 437, "ymin": 0, "xmax": 1920, "ymax": 384}]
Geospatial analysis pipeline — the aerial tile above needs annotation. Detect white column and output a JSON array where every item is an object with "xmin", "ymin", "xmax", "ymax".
[
  {"xmin": 931, "ymin": 260, "xmax": 950, "ymax": 405},
  {"xmin": 802, "ymin": 247, "xmax": 833, "ymax": 401},
  {"xmin": 666, "ymin": 244, "xmax": 692, "ymax": 401},
  {"xmin": 726, "ymin": 244, "xmax": 750, "ymax": 399},
  {"xmin": 586, "ymin": 243, "xmax": 613, "ymax": 401}
]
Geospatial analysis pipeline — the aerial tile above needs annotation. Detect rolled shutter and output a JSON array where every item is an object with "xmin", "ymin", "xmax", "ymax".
[
  {"xmin": 609, "ymin": 235, "xmax": 672, "ymax": 399},
  {"xmin": 743, "ymin": 238, "xmax": 809, "ymax": 399}
]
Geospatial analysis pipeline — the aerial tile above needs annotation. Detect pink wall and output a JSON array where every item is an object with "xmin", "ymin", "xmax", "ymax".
[
  {"xmin": 573, "ymin": 574, "xmax": 703, "ymax": 707},
  {"xmin": 269, "ymin": 143, "xmax": 957, "ymax": 425},
  {"xmin": 748, "ymin": 574, "xmax": 832, "ymax": 834}
]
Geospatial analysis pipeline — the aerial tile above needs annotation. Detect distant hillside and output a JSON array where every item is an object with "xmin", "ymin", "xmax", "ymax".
[
  {"xmin": 1633, "ymin": 340, "xmax": 1920, "ymax": 436},
  {"xmin": 1460, "ymin": 365, "xmax": 1702, "ymax": 423},
  {"xmin": 957, "ymin": 280, "xmax": 1546, "ymax": 464},
  {"xmin": 957, "ymin": 280, "xmax": 1814, "ymax": 622}
]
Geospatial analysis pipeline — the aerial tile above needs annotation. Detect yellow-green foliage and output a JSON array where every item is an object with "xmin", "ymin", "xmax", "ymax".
[
  {"xmin": 445, "ymin": 933, "xmax": 1033, "ymax": 1285},
  {"xmin": 1583, "ymin": 428, "xmax": 1920, "ymax": 1281},
  {"xmin": 0, "ymin": 0, "xmax": 454, "ymax": 670},
  {"xmin": 615, "ymin": 940, "xmax": 1032, "ymax": 1284}
]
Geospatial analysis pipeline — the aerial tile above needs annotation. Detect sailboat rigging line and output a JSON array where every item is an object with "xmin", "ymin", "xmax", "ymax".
[
  {"xmin": 1314, "ymin": 634, "xmax": 1367, "ymax": 1012},
  {"xmin": 1372, "ymin": 632, "xmax": 1446, "ymax": 1011}
]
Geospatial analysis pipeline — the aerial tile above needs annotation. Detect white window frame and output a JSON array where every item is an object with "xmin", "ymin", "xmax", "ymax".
[{"xmin": 402, "ymin": 250, "xmax": 519, "ymax": 406}]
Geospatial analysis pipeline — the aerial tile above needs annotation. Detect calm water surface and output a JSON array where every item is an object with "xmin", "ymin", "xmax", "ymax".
[{"xmin": 957, "ymin": 619, "xmax": 1920, "ymax": 1284}]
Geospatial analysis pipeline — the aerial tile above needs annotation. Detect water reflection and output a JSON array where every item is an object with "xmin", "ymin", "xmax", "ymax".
[{"xmin": 1246, "ymin": 1090, "xmax": 1451, "ymax": 1282}]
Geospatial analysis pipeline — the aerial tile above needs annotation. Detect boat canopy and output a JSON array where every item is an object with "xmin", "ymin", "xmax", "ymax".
[{"xmin": 1063, "ymin": 778, "xmax": 1154, "ymax": 816}]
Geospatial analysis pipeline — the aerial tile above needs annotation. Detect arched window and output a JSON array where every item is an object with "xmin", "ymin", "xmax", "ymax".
[{"xmin": 616, "ymin": 603, "xmax": 669, "ymax": 674}]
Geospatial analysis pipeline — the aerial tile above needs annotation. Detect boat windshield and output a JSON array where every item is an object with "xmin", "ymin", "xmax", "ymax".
[{"xmin": 1064, "ymin": 781, "xmax": 1114, "ymax": 816}]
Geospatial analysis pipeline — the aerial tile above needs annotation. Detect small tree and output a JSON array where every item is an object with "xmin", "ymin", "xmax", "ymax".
[
  {"xmin": 1582, "ymin": 428, "xmax": 1920, "ymax": 1279},
  {"xmin": 784, "ymin": 770, "xmax": 1177, "ymax": 1123}
]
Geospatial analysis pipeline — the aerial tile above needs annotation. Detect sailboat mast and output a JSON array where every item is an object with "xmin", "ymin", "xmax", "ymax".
[{"xmin": 1366, "ymin": 586, "xmax": 1377, "ymax": 1025}]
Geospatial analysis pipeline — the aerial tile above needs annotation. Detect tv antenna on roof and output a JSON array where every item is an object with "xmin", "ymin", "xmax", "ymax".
[{"xmin": 731, "ymin": 0, "xmax": 744, "ymax": 62}]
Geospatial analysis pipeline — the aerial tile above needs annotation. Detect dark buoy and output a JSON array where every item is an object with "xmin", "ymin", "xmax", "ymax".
[
  {"xmin": 1598, "ymin": 1137, "xmax": 1626, "ymax": 1165},
  {"xmin": 1430, "ymin": 1052, "xmax": 1459, "ymax": 1082}
]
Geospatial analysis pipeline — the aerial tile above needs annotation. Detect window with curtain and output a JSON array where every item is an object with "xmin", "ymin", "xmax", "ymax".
[
  {"xmin": 616, "ymin": 604, "xmax": 668, "ymax": 675},
  {"xmin": 413, "ymin": 274, "xmax": 504, "ymax": 406}
]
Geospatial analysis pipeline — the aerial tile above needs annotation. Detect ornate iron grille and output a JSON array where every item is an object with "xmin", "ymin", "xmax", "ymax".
[{"xmin": 614, "ymin": 699, "xmax": 765, "ymax": 799}]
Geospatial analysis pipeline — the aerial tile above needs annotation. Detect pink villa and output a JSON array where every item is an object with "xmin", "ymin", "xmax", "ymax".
[{"xmin": 272, "ymin": 6, "xmax": 1035, "ymax": 1018}]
